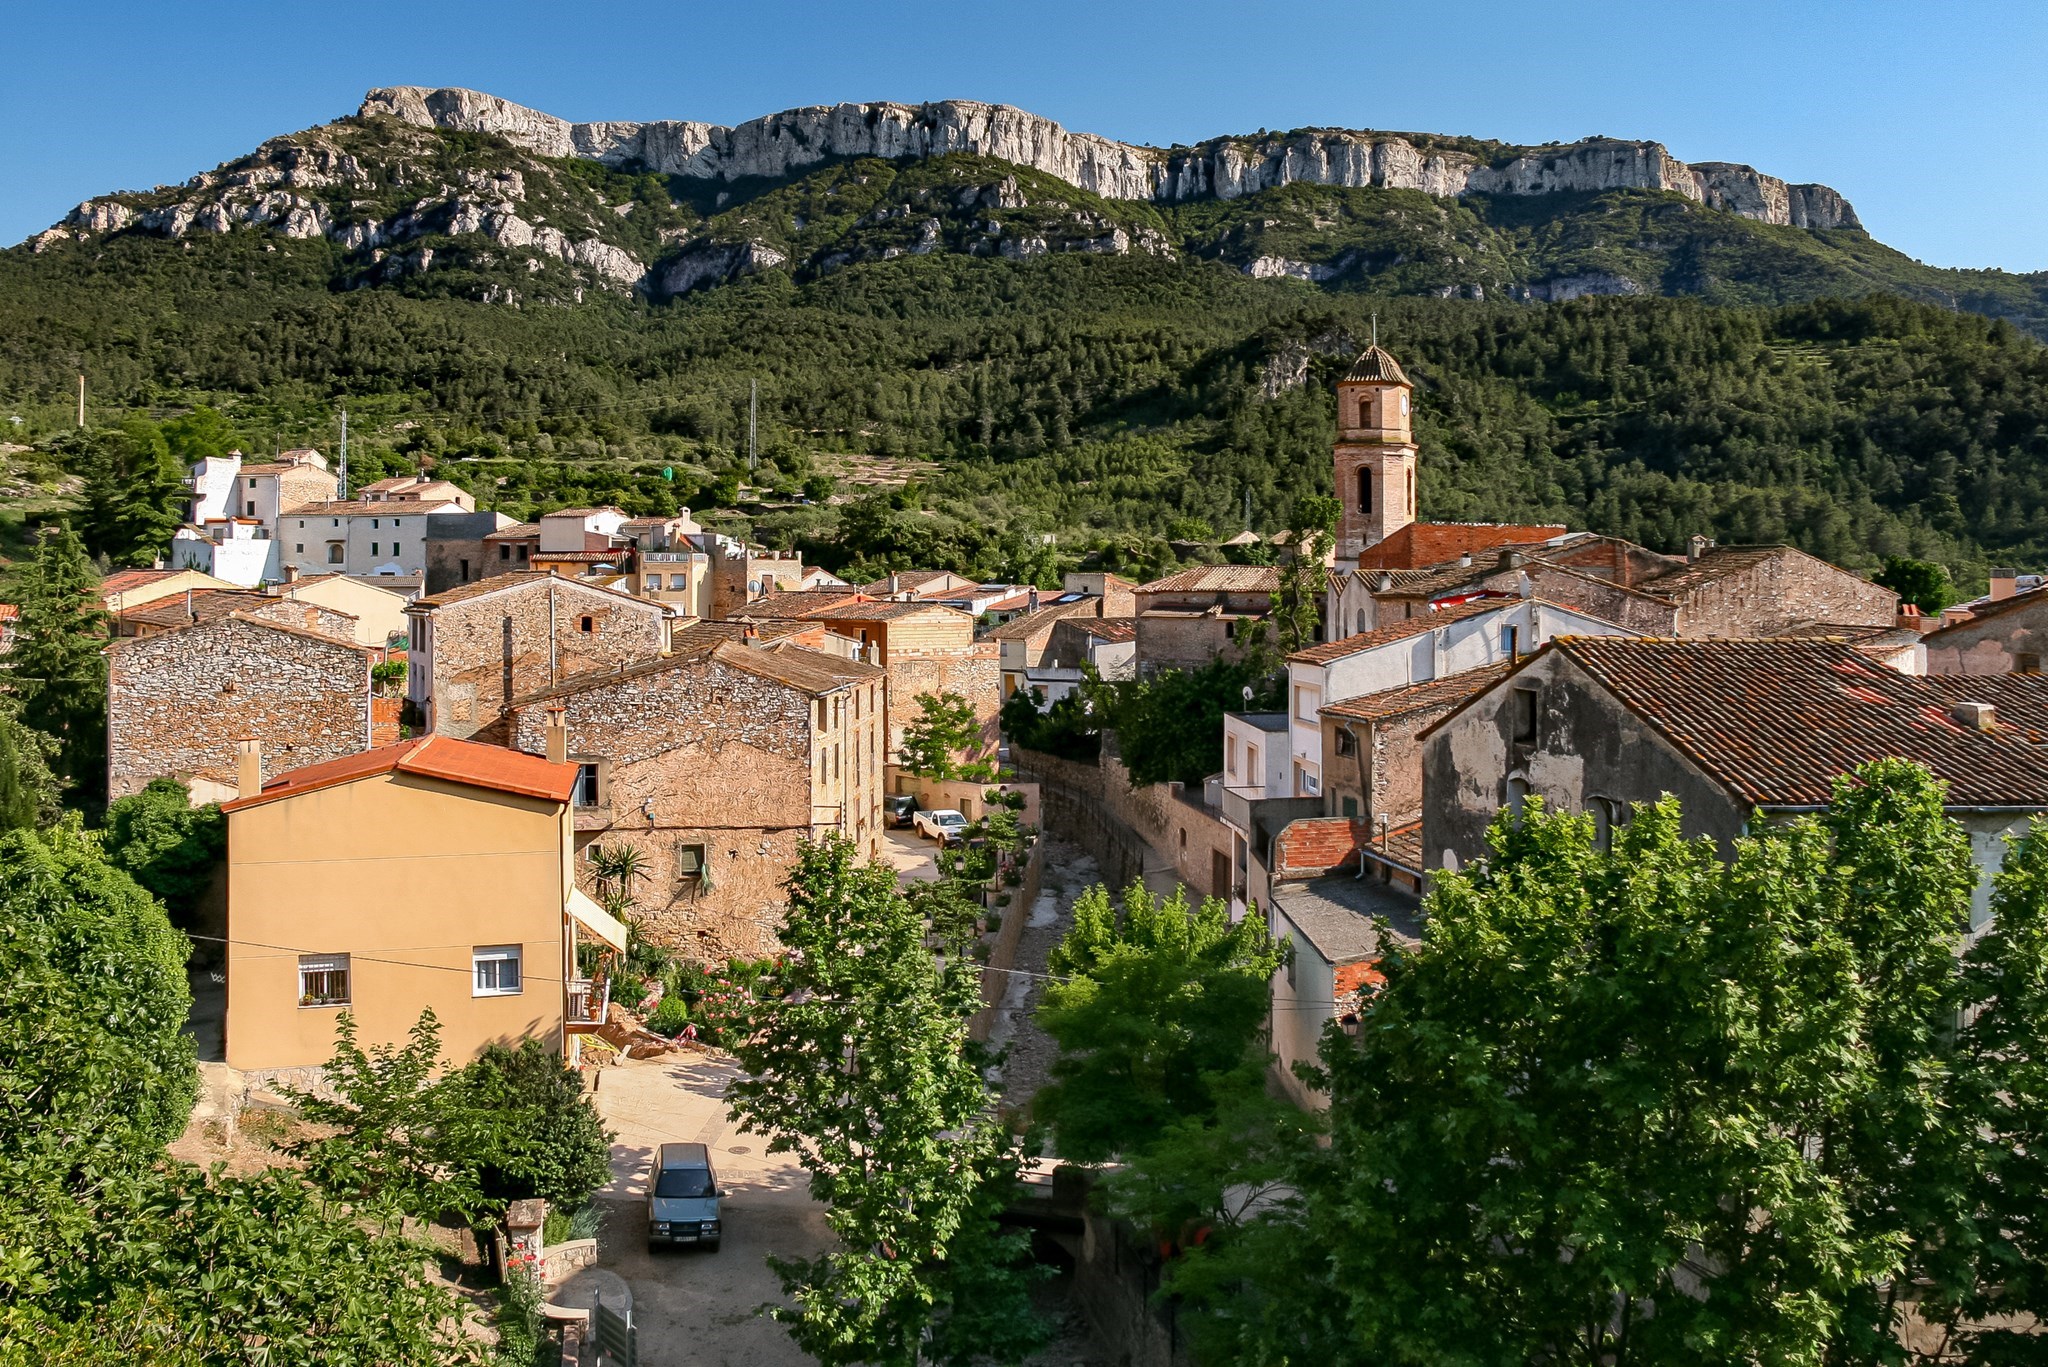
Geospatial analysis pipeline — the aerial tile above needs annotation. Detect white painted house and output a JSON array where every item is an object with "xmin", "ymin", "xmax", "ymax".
[{"xmin": 278, "ymin": 500, "xmax": 470, "ymax": 580}]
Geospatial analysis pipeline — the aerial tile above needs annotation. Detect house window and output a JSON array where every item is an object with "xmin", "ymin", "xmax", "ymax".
[
  {"xmin": 472, "ymin": 945, "xmax": 522, "ymax": 996},
  {"xmin": 1501, "ymin": 624, "xmax": 1521, "ymax": 657},
  {"xmin": 518, "ymin": 546, "xmax": 530, "ymax": 562},
  {"xmin": 1356, "ymin": 608, "xmax": 1368, "ymax": 633},
  {"xmin": 579, "ymin": 616, "xmax": 593, "ymax": 633},
  {"xmin": 297, "ymin": 520, "xmax": 306, "ymax": 529},
  {"xmin": 1512, "ymin": 688, "xmax": 1539, "ymax": 744},
  {"xmin": 1295, "ymin": 761, "xmax": 1320, "ymax": 797},
  {"xmin": 1225, "ymin": 734, "xmax": 1237, "ymax": 780},
  {"xmin": 298, "ymin": 954, "xmax": 350, "ymax": 1007},
  {"xmin": 1294, "ymin": 685, "xmax": 1321, "ymax": 723},
  {"xmin": 500, "ymin": 544, "xmax": 511, "ymax": 561},
  {"xmin": 391, "ymin": 542, "xmax": 402, "ymax": 558},
  {"xmin": 245, "ymin": 501, "xmax": 256, "ymax": 516},
  {"xmin": 327, "ymin": 543, "xmax": 345, "ymax": 565},
  {"xmin": 1357, "ymin": 394, "xmax": 1373, "ymax": 426},
  {"xmin": 1341, "ymin": 795, "xmax": 1360, "ymax": 817},
  {"xmin": 295, "ymin": 543, "xmax": 304, "ymax": 554},
  {"xmin": 1247, "ymin": 743, "xmax": 1260, "ymax": 783},
  {"xmin": 371, "ymin": 519, "xmax": 379, "ymax": 529},
  {"xmin": 674, "ymin": 842, "xmax": 707, "ymax": 883},
  {"xmin": 459, "ymin": 557, "xmax": 470, "ymax": 580},
  {"xmin": 572, "ymin": 762, "xmax": 602, "ymax": 807},
  {"xmin": 370, "ymin": 543, "xmax": 379, "ymax": 556},
  {"xmin": 1357, "ymin": 467, "xmax": 1373, "ymax": 514},
  {"xmin": 1334, "ymin": 727, "xmax": 1357, "ymax": 757},
  {"xmin": 1507, "ymin": 774, "xmax": 1531, "ymax": 815},
  {"xmin": 2018, "ymin": 653, "xmax": 2042, "ymax": 675}
]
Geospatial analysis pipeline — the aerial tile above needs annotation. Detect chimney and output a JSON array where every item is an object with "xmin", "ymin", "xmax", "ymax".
[
  {"xmin": 887, "ymin": 573, "xmax": 901, "ymax": 597},
  {"xmin": 1688, "ymin": 534, "xmax": 1713, "ymax": 563},
  {"xmin": 235, "ymin": 738, "xmax": 262, "ymax": 800},
  {"xmin": 1028, "ymin": 587, "xmax": 1040, "ymax": 611},
  {"xmin": 1991, "ymin": 568, "xmax": 2019, "ymax": 602},
  {"xmin": 1374, "ymin": 570, "xmax": 1393, "ymax": 593},
  {"xmin": 1952, "ymin": 701, "xmax": 1998, "ymax": 732},
  {"xmin": 1500, "ymin": 550, "xmax": 1525, "ymax": 569},
  {"xmin": 1459, "ymin": 551, "xmax": 1473, "ymax": 568},
  {"xmin": 281, "ymin": 564, "xmax": 299, "ymax": 585},
  {"xmin": 743, "ymin": 622, "xmax": 761, "ymax": 647},
  {"xmin": 543, "ymin": 705, "xmax": 569, "ymax": 765}
]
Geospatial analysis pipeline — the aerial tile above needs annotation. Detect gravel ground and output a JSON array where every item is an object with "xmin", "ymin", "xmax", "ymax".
[{"xmin": 989, "ymin": 837, "xmax": 1099, "ymax": 1116}]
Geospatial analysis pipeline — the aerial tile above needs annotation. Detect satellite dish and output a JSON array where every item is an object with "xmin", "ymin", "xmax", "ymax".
[{"xmin": 1242, "ymin": 685, "xmax": 1254, "ymax": 703}]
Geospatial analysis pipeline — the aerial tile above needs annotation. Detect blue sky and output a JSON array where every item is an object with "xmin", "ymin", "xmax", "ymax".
[{"xmin": 3, "ymin": 0, "xmax": 2043, "ymax": 270}]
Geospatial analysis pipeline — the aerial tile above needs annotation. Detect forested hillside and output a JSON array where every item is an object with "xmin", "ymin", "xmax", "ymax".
[{"xmin": 3, "ymin": 114, "xmax": 2047, "ymax": 589}]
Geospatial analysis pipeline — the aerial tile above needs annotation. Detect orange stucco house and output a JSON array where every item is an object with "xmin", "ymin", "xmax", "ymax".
[{"xmin": 219, "ymin": 729, "xmax": 627, "ymax": 1076}]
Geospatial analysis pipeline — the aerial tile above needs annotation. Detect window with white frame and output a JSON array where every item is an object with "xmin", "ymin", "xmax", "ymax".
[
  {"xmin": 473, "ymin": 945, "xmax": 523, "ymax": 996},
  {"xmin": 298, "ymin": 953, "xmax": 351, "ymax": 1007},
  {"xmin": 1294, "ymin": 684, "xmax": 1321, "ymax": 724}
]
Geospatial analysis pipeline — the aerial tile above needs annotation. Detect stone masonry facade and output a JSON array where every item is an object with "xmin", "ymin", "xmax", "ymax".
[
  {"xmin": 107, "ymin": 615, "xmax": 372, "ymax": 801},
  {"xmin": 510, "ymin": 651, "xmax": 885, "ymax": 959},
  {"xmin": 417, "ymin": 576, "xmax": 668, "ymax": 738}
]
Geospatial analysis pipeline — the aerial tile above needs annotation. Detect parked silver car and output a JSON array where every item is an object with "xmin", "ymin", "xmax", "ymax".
[{"xmin": 647, "ymin": 1142, "xmax": 722, "ymax": 1251}]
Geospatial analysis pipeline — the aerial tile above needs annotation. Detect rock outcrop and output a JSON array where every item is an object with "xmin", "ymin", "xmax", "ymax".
[{"xmin": 360, "ymin": 87, "xmax": 1862, "ymax": 231}]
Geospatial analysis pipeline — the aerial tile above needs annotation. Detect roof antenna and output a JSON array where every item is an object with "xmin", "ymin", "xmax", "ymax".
[{"xmin": 1371, "ymin": 312, "xmax": 1378, "ymax": 349}]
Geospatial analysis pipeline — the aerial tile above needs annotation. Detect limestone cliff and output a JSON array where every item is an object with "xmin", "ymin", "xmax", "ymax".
[{"xmin": 359, "ymin": 87, "xmax": 1862, "ymax": 231}]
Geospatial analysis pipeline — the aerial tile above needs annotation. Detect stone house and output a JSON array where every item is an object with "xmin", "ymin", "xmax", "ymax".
[
  {"xmin": 405, "ymin": 571, "xmax": 675, "ymax": 739},
  {"xmin": 1320, "ymin": 663, "xmax": 1511, "ymax": 830},
  {"xmin": 1420, "ymin": 637, "xmax": 2048, "ymax": 930},
  {"xmin": 988, "ymin": 594, "xmax": 1130, "ymax": 700},
  {"xmin": 356, "ymin": 475, "xmax": 476, "ymax": 510},
  {"xmin": 1041, "ymin": 617, "xmax": 1138, "ymax": 695},
  {"xmin": 1924, "ymin": 585, "xmax": 2048, "ymax": 676},
  {"xmin": 422, "ymin": 510, "xmax": 523, "ymax": 593},
  {"xmin": 1132, "ymin": 564, "xmax": 1283, "ymax": 675},
  {"xmin": 506, "ymin": 639, "xmax": 887, "ymax": 958},
  {"xmin": 218, "ymin": 734, "xmax": 619, "ymax": 1075},
  {"xmin": 273, "ymin": 572, "xmax": 414, "ymax": 650},
  {"xmin": 1281, "ymin": 596, "xmax": 1632, "ymax": 801},
  {"xmin": 106, "ymin": 613, "xmax": 378, "ymax": 803},
  {"xmin": 113, "ymin": 588, "xmax": 360, "ymax": 643}
]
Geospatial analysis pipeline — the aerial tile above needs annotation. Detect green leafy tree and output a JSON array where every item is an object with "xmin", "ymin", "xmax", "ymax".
[
  {"xmin": 0, "ymin": 701, "xmax": 60, "ymax": 830},
  {"xmin": 444, "ymin": 1039, "xmax": 615, "ymax": 1211},
  {"xmin": 286, "ymin": 1009, "xmax": 479, "ymax": 1219},
  {"xmin": 0, "ymin": 822, "xmax": 196, "ymax": 1164},
  {"xmin": 7, "ymin": 526, "xmax": 108, "ymax": 805},
  {"xmin": 726, "ymin": 835, "xmax": 1045, "ymax": 1366},
  {"xmin": 101, "ymin": 778, "xmax": 226, "ymax": 926},
  {"xmin": 1873, "ymin": 555, "xmax": 1954, "ymax": 615},
  {"xmin": 1201, "ymin": 763, "xmax": 1982, "ymax": 1367},
  {"xmin": 1085, "ymin": 639, "xmax": 1280, "ymax": 788},
  {"xmin": 899, "ymin": 689, "xmax": 991, "ymax": 781},
  {"xmin": 157, "ymin": 405, "xmax": 244, "ymax": 466},
  {"xmin": 1037, "ymin": 882, "xmax": 1284, "ymax": 1163},
  {"xmin": 1274, "ymin": 493, "xmax": 1337, "ymax": 654},
  {"xmin": 77, "ymin": 420, "xmax": 188, "ymax": 566}
]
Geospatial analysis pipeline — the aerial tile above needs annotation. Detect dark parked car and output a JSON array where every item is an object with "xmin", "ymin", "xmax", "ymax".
[{"xmin": 885, "ymin": 794, "xmax": 920, "ymax": 828}]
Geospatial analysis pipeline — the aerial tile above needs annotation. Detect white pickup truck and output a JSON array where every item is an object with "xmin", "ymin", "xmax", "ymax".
[{"xmin": 911, "ymin": 808, "xmax": 968, "ymax": 844}]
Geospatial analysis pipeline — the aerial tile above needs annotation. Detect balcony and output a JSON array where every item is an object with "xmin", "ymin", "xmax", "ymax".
[{"xmin": 565, "ymin": 977, "xmax": 611, "ymax": 1033}]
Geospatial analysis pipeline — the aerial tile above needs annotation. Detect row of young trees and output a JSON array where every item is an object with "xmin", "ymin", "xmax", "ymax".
[{"xmin": 1030, "ymin": 761, "xmax": 2048, "ymax": 1366}]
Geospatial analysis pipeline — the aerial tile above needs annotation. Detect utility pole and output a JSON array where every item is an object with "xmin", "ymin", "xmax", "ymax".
[
  {"xmin": 747, "ymin": 379, "xmax": 757, "ymax": 477},
  {"xmin": 76, "ymin": 374, "xmax": 85, "ymax": 428},
  {"xmin": 338, "ymin": 406, "xmax": 350, "ymax": 499}
]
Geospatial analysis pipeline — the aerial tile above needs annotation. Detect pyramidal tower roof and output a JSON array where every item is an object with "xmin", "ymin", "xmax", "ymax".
[{"xmin": 1343, "ymin": 344, "xmax": 1410, "ymax": 385}]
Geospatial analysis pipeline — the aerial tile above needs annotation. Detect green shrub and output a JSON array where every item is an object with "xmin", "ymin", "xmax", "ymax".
[{"xmin": 648, "ymin": 994, "xmax": 692, "ymax": 1037}]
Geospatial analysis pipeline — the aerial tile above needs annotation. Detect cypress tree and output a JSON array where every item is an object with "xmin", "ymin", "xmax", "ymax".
[{"xmin": 7, "ymin": 526, "xmax": 108, "ymax": 807}]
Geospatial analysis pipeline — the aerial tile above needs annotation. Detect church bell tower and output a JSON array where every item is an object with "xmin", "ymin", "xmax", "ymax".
[{"xmin": 1333, "ymin": 344, "xmax": 1417, "ymax": 566}]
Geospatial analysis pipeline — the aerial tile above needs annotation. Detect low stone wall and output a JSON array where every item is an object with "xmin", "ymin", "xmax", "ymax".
[
  {"xmin": 1015, "ymin": 741, "xmax": 1233, "ymax": 903},
  {"xmin": 541, "ymin": 1237, "xmax": 600, "ymax": 1285},
  {"xmin": 971, "ymin": 838, "xmax": 1043, "ymax": 1042}
]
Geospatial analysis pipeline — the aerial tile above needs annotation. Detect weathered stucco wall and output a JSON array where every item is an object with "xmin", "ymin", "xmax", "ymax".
[{"xmin": 1925, "ymin": 596, "xmax": 2048, "ymax": 676}]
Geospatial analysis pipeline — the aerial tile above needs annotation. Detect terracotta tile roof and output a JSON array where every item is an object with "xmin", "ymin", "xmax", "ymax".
[
  {"xmin": 510, "ymin": 637, "xmax": 879, "ymax": 708},
  {"xmin": 1289, "ymin": 598, "xmax": 1505, "ymax": 665},
  {"xmin": 484, "ymin": 523, "xmax": 540, "ymax": 541},
  {"xmin": 810, "ymin": 600, "xmax": 970, "ymax": 624},
  {"xmin": 233, "ymin": 462, "xmax": 327, "ymax": 477},
  {"xmin": 1551, "ymin": 637, "xmax": 2048, "ymax": 808},
  {"xmin": 539, "ymin": 506, "xmax": 627, "ymax": 519},
  {"xmin": 1322, "ymin": 663, "xmax": 1515, "ymax": 723},
  {"xmin": 1925, "ymin": 584, "xmax": 2048, "ymax": 639},
  {"xmin": 533, "ymin": 549, "xmax": 629, "ymax": 563},
  {"xmin": 730, "ymin": 590, "xmax": 872, "ymax": 620},
  {"xmin": 99, "ymin": 568, "xmax": 179, "ymax": 597},
  {"xmin": 1073, "ymin": 617, "xmax": 1137, "ymax": 642},
  {"xmin": 1918, "ymin": 674, "xmax": 2048, "ymax": 745},
  {"xmin": 1136, "ymin": 565, "xmax": 1283, "ymax": 595},
  {"xmin": 222, "ymin": 735, "xmax": 579, "ymax": 812},
  {"xmin": 1354, "ymin": 523, "xmax": 1567, "ymax": 572},
  {"xmin": 1273, "ymin": 817, "xmax": 1371, "ymax": 878},
  {"xmin": 413, "ymin": 571, "xmax": 662, "ymax": 613},
  {"xmin": 668, "ymin": 618, "xmax": 835, "ymax": 650},
  {"xmin": 1343, "ymin": 345, "xmax": 1410, "ymax": 385},
  {"xmin": 119, "ymin": 589, "xmax": 272, "ymax": 629},
  {"xmin": 983, "ymin": 599, "xmax": 1096, "ymax": 641},
  {"xmin": 1361, "ymin": 560, "xmax": 1497, "ymax": 599},
  {"xmin": 859, "ymin": 570, "xmax": 968, "ymax": 595},
  {"xmin": 1380, "ymin": 820, "xmax": 1423, "ymax": 872}
]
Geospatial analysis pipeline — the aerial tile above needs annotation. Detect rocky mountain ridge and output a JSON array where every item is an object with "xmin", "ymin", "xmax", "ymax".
[{"xmin": 360, "ymin": 86, "xmax": 1862, "ymax": 230}]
